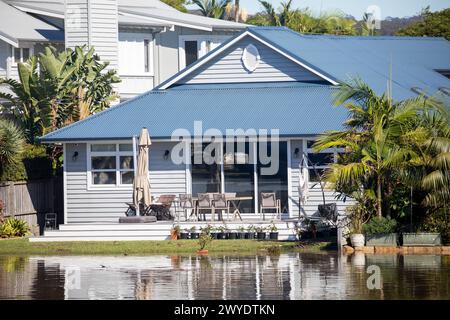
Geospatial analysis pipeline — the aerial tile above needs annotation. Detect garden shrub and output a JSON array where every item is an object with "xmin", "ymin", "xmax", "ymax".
[
  {"xmin": 0, "ymin": 218, "xmax": 30, "ymax": 238},
  {"xmin": 363, "ymin": 217, "xmax": 398, "ymax": 235}
]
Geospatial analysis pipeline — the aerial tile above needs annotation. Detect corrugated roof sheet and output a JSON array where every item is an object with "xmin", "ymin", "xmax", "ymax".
[
  {"xmin": 0, "ymin": 0, "xmax": 63, "ymax": 45},
  {"xmin": 248, "ymin": 27, "xmax": 450, "ymax": 100},
  {"xmin": 40, "ymin": 83, "xmax": 348, "ymax": 142}
]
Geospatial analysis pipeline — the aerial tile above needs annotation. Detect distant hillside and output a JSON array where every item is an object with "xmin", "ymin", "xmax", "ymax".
[{"xmin": 376, "ymin": 16, "xmax": 423, "ymax": 35}]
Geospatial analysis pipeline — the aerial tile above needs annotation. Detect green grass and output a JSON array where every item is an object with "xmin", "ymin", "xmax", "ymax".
[{"xmin": 0, "ymin": 238, "xmax": 335, "ymax": 256}]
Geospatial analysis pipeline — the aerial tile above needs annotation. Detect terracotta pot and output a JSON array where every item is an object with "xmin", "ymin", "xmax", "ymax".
[
  {"xmin": 170, "ymin": 230, "xmax": 178, "ymax": 240},
  {"xmin": 197, "ymin": 249, "xmax": 209, "ymax": 255}
]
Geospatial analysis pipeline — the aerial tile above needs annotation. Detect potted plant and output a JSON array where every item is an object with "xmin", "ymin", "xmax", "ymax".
[
  {"xmin": 190, "ymin": 226, "xmax": 199, "ymax": 239},
  {"xmin": 363, "ymin": 217, "xmax": 398, "ymax": 246},
  {"xmin": 180, "ymin": 228, "xmax": 190, "ymax": 240},
  {"xmin": 268, "ymin": 223, "xmax": 278, "ymax": 240},
  {"xmin": 246, "ymin": 225, "xmax": 255, "ymax": 239},
  {"xmin": 237, "ymin": 226, "xmax": 246, "ymax": 239},
  {"xmin": 346, "ymin": 201, "xmax": 371, "ymax": 248},
  {"xmin": 255, "ymin": 226, "xmax": 266, "ymax": 240},
  {"xmin": 228, "ymin": 228, "xmax": 238, "ymax": 240},
  {"xmin": 170, "ymin": 225, "xmax": 180, "ymax": 240},
  {"xmin": 216, "ymin": 226, "xmax": 227, "ymax": 240},
  {"xmin": 197, "ymin": 232, "xmax": 213, "ymax": 254}
]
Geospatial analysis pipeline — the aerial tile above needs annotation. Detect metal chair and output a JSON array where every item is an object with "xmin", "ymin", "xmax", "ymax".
[
  {"xmin": 149, "ymin": 194, "xmax": 176, "ymax": 220},
  {"xmin": 213, "ymin": 193, "xmax": 229, "ymax": 221},
  {"xmin": 260, "ymin": 192, "xmax": 281, "ymax": 221},
  {"xmin": 179, "ymin": 194, "xmax": 196, "ymax": 221},
  {"xmin": 197, "ymin": 193, "xmax": 214, "ymax": 221},
  {"xmin": 44, "ymin": 213, "xmax": 57, "ymax": 230}
]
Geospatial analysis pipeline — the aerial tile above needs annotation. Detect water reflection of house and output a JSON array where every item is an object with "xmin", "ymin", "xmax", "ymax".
[{"xmin": 0, "ymin": 256, "xmax": 37, "ymax": 299}]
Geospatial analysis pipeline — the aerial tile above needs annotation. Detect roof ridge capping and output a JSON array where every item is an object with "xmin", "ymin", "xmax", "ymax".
[{"xmin": 247, "ymin": 26, "xmax": 449, "ymax": 41}]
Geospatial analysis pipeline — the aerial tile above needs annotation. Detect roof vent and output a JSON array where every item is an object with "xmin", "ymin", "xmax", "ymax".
[
  {"xmin": 411, "ymin": 87, "xmax": 429, "ymax": 97},
  {"xmin": 438, "ymin": 87, "xmax": 450, "ymax": 96}
]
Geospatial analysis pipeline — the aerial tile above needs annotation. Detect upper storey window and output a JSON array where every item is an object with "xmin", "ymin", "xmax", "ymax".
[{"xmin": 179, "ymin": 35, "xmax": 230, "ymax": 69}]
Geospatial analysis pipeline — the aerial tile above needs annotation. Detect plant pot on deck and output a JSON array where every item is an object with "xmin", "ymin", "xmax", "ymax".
[
  {"xmin": 228, "ymin": 232, "xmax": 237, "ymax": 240},
  {"xmin": 245, "ymin": 232, "xmax": 253, "ymax": 239},
  {"xmin": 269, "ymin": 232, "xmax": 279, "ymax": 240},
  {"xmin": 211, "ymin": 233, "xmax": 219, "ymax": 240},
  {"xmin": 402, "ymin": 233, "xmax": 442, "ymax": 246},
  {"xmin": 179, "ymin": 232, "xmax": 189, "ymax": 240},
  {"xmin": 257, "ymin": 232, "xmax": 266, "ymax": 240},
  {"xmin": 217, "ymin": 232, "xmax": 226, "ymax": 240},
  {"xmin": 190, "ymin": 232, "xmax": 199, "ymax": 240},
  {"xmin": 365, "ymin": 233, "xmax": 398, "ymax": 246},
  {"xmin": 350, "ymin": 234, "xmax": 365, "ymax": 248},
  {"xmin": 238, "ymin": 232, "xmax": 246, "ymax": 239}
]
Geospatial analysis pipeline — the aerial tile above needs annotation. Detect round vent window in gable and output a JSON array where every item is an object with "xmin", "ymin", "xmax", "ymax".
[{"xmin": 242, "ymin": 44, "xmax": 260, "ymax": 72}]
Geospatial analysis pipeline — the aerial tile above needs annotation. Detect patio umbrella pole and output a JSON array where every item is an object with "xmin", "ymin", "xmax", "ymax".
[{"xmin": 133, "ymin": 135, "xmax": 140, "ymax": 216}]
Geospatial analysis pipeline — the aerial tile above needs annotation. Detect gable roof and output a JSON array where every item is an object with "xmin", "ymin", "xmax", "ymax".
[
  {"xmin": 0, "ymin": 0, "xmax": 63, "ymax": 46},
  {"xmin": 40, "ymin": 83, "xmax": 348, "ymax": 142},
  {"xmin": 5, "ymin": 0, "xmax": 246, "ymax": 31},
  {"xmin": 159, "ymin": 27, "xmax": 450, "ymax": 99}
]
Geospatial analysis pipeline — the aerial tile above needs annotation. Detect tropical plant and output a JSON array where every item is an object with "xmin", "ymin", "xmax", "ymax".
[
  {"xmin": 313, "ymin": 78, "xmax": 447, "ymax": 218},
  {"xmin": 0, "ymin": 218, "xmax": 29, "ymax": 238},
  {"xmin": 192, "ymin": 0, "xmax": 231, "ymax": 19},
  {"xmin": 0, "ymin": 46, "xmax": 120, "ymax": 144},
  {"xmin": 345, "ymin": 190, "xmax": 374, "ymax": 234},
  {"xmin": 363, "ymin": 216, "xmax": 397, "ymax": 235},
  {"xmin": 267, "ymin": 223, "xmax": 278, "ymax": 232},
  {"xmin": 0, "ymin": 119, "xmax": 25, "ymax": 178},
  {"xmin": 161, "ymin": 0, "xmax": 188, "ymax": 12}
]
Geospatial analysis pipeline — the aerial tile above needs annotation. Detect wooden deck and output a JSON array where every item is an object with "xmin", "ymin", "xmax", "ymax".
[{"xmin": 29, "ymin": 213, "xmax": 300, "ymax": 242}]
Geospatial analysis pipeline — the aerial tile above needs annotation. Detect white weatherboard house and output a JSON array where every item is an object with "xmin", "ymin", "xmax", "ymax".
[
  {"xmin": 0, "ymin": 0, "xmax": 245, "ymax": 100},
  {"xmin": 36, "ymin": 26, "xmax": 450, "ymax": 241}
]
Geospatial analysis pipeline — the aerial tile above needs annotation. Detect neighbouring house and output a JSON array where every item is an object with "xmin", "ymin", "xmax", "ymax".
[
  {"xmin": 37, "ymin": 26, "xmax": 450, "ymax": 241},
  {"xmin": 0, "ymin": 0, "xmax": 245, "ymax": 100}
]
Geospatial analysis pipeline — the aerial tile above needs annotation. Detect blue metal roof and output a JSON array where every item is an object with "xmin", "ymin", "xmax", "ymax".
[
  {"xmin": 42, "ymin": 27, "xmax": 450, "ymax": 142},
  {"xmin": 248, "ymin": 27, "xmax": 450, "ymax": 100},
  {"xmin": 41, "ymin": 83, "xmax": 348, "ymax": 141}
]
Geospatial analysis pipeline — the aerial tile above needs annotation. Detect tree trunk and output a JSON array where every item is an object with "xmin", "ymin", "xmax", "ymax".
[{"xmin": 377, "ymin": 174, "xmax": 383, "ymax": 217}]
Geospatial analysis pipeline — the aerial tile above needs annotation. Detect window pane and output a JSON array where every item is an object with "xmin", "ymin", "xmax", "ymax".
[
  {"xmin": 92, "ymin": 156, "xmax": 116, "ymax": 169},
  {"xmin": 22, "ymin": 48, "xmax": 30, "ymax": 61},
  {"xmin": 91, "ymin": 144, "xmax": 116, "ymax": 152},
  {"xmin": 184, "ymin": 41, "xmax": 198, "ymax": 66},
  {"xmin": 120, "ymin": 156, "xmax": 134, "ymax": 169},
  {"xmin": 119, "ymin": 144, "xmax": 133, "ymax": 152},
  {"xmin": 93, "ymin": 172, "xmax": 116, "ymax": 184},
  {"xmin": 121, "ymin": 171, "xmax": 134, "ymax": 184},
  {"xmin": 14, "ymin": 48, "xmax": 20, "ymax": 63},
  {"xmin": 307, "ymin": 152, "xmax": 334, "ymax": 166},
  {"xmin": 144, "ymin": 39, "xmax": 149, "ymax": 73},
  {"xmin": 191, "ymin": 143, "xmax": 220, "ymax": 195}
]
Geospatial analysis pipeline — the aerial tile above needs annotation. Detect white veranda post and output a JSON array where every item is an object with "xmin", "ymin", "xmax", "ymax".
[{"xmin": 132, "ymin": 135, "xmax": 139, "ymax": 216}]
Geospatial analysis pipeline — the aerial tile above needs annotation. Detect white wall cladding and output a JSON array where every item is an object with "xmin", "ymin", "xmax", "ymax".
[
  {"xmin": 289, "ymin": 140, "xmax": 353, "ymax": 218},
  {"xmin": 65, "ymin": 142, "xmax": 186, "ymax": 223},
  {"xmin": 179, "ymin": 36, "xmax": 322, "ymax": 84},
  {"xmin": 65, "ymin": 0, "xmax": 118, "ymax": 71}
]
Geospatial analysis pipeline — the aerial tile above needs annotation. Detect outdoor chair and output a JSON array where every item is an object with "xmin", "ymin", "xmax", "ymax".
[
  {"xmin": 260, "ymin": 192, "xmax": 281, "ymax": 221},
  {"xmin": 197, "ymin": 193, "xmax": 214, "ymax": 221},
  {"xmin": 213, "ymin": 193, "xmax": 229, "ymax": 221},
  {"xmin": 149, "ymin": 194, "xmax": 176, "ymax": 220},
  {"xmin": 179, "ymin": 194, "xmax": 197, "ymax": 221}
]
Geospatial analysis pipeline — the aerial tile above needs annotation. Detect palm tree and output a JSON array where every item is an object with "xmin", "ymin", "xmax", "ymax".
[
  {"xmin": 192, "ymin": 0, "xmax": 231, "ymax": 19},
  {"xmin": 259, "ymin": 0, "xmax": 280, "ymax": 26},
  {"xmin": 0, "ymin": 119, "xmax": 25, "ymax": 178},
  {"xmin": 0, "ymin": 45, "xmax": 119, "ymax": 143},
  {"xmin": 313, "ymin": 78, "xmax": 445, "ymax": 217}
]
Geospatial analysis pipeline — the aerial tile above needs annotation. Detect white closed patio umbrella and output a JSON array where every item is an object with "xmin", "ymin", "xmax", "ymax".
[
  {"xmin": 133, "ymin": 128, "xmax": 152, "ymax": 214},
  {"xmin": 298, "ymin": 154, "xmax": 309, "ymax": 218}
]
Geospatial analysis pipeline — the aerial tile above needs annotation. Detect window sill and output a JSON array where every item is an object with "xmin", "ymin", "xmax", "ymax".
[{"xmin": 87, "ymin": 185, "xmax": 133, "ymax": 191}]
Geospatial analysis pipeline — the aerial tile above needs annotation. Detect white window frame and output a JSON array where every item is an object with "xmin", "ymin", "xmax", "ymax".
[
  {"xmin": 11, "ymin": 45, "xmax": 33, "ymax": 65},
  {"xmin": 118, "ymin": 32, "xmax": 154, "ymax": 76},
  {"xmin": 87, "ymin": 142, "xmax": 135, "ymax": 190},
  {"xmin": 304, "ymin": 138, "xmax": 345, "ymax": 176},
  {"xmin": 178, "ymin": 35, "xmax": 230, "ymax": 70}
]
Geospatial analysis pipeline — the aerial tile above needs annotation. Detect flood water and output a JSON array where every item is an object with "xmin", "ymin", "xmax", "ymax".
[{"xmin": 0, "ymin": 253, "xmax": 449, "ymax": 300}]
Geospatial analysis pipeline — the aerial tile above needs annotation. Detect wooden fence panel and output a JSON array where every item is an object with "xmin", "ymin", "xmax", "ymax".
[{"xmin": 0, "ymin": 178, "xmax": 63, "ymax": 229}]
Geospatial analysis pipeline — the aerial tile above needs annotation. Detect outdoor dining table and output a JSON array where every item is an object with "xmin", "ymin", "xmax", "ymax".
[{"xmin": 172, "ymin": 196, "xmax": 254, "ymax": 222}]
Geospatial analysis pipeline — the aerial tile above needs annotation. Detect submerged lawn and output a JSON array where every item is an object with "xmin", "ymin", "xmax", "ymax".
[{"xmin": 0, "ymin": 238, "xmax": 335, "ymax": 256}]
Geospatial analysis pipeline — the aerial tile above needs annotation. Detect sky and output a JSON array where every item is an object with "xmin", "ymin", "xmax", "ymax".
[{"xmin": 190, "ymin": 0, "xmax": 450, "ymax": 19}]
